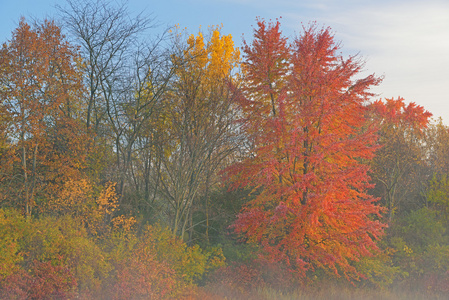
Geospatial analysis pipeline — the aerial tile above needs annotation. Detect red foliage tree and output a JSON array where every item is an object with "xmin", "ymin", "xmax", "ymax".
[
  {"xmin": 370, "ymin": 97, "xmax": 432, "ymax": 129},
  {"xmin": 111, "ymin": 252, "xmax": 177, "ymax": 300},
  {"xmin": 368, "ymin": 97, "xmax": 432, "ymax": 222},
  {"xmin": 0, "ymin": 259, "xmax": 77, "ymax": 300},
  {"xmin": 226, "ymin": 19, "xmax": 386, "ymax": 281},
  {"xmin": 28, "ymin": 259, "xmax": 78, "ymax": 300}
]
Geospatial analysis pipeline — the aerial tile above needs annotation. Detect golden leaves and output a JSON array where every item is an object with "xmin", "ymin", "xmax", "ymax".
[
  {"xmin": 112, "ymin": 215, "xmax": 137, "ymax": 232},
  {"xmin": 43, "ymin": 180, "xmax": 120, "ymax": 236},
  {"xmin": 97, "ymin": 181, "xmax": 118, "ymax": 215},
  {"xmin": 47, "ymin": 179, "xmax": 93, "ymax": 216},
  {"xmin": 176, "ymin": 26, "xmax": 240, "ymax": 83}
]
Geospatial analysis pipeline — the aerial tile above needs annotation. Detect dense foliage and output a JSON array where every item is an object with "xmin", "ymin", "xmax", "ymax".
[{"xmin": 1, "ymin": 1, "xmax": 448, "ymax": 298}]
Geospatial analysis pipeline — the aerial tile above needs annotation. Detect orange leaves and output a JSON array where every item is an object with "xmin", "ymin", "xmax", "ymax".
[
  {"xmin": 97, "ymin": 182, "xmax": 119, "ymax": 215},
  {"xmin": 111, "ymin": 251, "xmax": 178, "ymax": 300},
  {"xmin": 240, "ymin": 18, "xmax": 289, "ymax": 120},
  {"xmin": 371, "ymin": 97, "xmax": 432, "ymax": 131},
  {"xmin": 1, "ymin": 18, "xmax": 83, "ymax": 124},
  {"xmin": 47, "ymin": 179, "xmax": 93, "ymax": 215},
  {"xmin": 43, "ymin": 179, "xmax": 121, "ymax": 236},
  {"xmin": 368, "ymin": 97, "xmax": 432, "ymax": 223},
  {"xmin": 112, "ymin": 215, "xmax": 137, "ymax": 232},
  {"xmin": 108, "ymin": 224, "xmax": 225, "ymax": 298},
  {"xmin": 226, "ymin": 20, "xmax": 386, "ymax": 281},
  {"xmin": 0, "ymin": 18, "xmax": 87, "ymax": 215}
]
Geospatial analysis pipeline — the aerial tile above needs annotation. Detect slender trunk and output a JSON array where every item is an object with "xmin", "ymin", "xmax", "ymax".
[
  {"xmin": 205, "ymin": 173, "xmax": 210, "ymax": 243},
  {"xmin": 119, "ymin": 144, "xmax": 133, "ymax": 203},
  {"xmin": 302, "ymin": 126, "xmax": 309, "ymax": 205},
  {"xmin": 388, "ymin": 186, "xmax": 395, "ymax": 225},
  {"xmin": 188, "ymin": 206, "xmax": 193, "ymax": 246},
  {"xmin": 29, "ymin": 143, "xmax": 38, "ymax": 212},
  {"xmin": 20, "ymin": 108, "xmax": 30, "ymax": 218},
  {"xmin": 22, "ymin": 145, "xmax": 29, "ymax": 217},
  {"xmin": 269, "ymin": 88, "xmax": 276, "ymax": 117},
  {"xmin": 173, "ymin": 198, "xmax": 181, "ymax": 237},
  {"xmin": 86, "ymin": 53, "xmax": 97, "ymax": 130}
]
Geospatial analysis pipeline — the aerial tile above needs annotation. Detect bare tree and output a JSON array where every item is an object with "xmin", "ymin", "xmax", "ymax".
[
  {"xmin": 58, "ymin": 0, "xmax": 176, "ymax": 202},
  {"xmin": 57, "ymin": 0, "xmax": 153, "ymax": 130}
]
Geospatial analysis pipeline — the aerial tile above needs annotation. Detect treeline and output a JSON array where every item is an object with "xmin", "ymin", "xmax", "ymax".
[{"xmin": 1, "ymin": 0, "xmax": 449, "ymax": 298}]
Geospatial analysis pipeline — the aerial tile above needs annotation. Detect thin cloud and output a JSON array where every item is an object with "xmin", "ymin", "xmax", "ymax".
[{"xmin": 280, "ymin": 0, "xmax": 449, "ymax": 120}]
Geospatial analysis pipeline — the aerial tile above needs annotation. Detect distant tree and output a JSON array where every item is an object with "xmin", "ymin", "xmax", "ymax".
[
  {"xmin": 368, "ymin": 97, "xmax": 432, "ymax": 223},
  {"xmin": 425, "ymin": 119, "xmax": 449, "ymax": 178}
]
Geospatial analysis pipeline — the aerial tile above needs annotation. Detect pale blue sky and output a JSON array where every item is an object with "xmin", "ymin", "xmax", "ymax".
[{"xmin": 1, "ymin": 0, "xmax": 449, "ymax": 122}]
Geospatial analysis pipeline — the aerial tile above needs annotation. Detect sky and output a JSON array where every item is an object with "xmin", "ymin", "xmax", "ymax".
[{"xmin": 1, "ymin": 0, "xmax": 449, "ymax": 123}]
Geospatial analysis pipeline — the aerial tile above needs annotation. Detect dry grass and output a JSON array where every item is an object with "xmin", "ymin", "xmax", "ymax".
[
  {"xmin": 199, "ymin": 284, "xmax": 448, "ymax": 300},
  {"xmin": 258, "ymin": 286, "xmax": 446, "ymax": 300}
]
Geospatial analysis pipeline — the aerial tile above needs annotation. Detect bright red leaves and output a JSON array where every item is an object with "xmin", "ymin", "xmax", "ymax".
[{"xmin": 226, "ymin": 19, "xmax": 386, "ymax": 281}]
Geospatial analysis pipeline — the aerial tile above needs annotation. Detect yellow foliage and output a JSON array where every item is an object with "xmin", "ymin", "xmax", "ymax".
[
  {"xmin": 141, "ymin": 224, "xmax": 226, "ymax": 285},
  {"xmin": 47, "ymin": 179, "xmax": 93, "ymax": 217},
  {"xmin": 403, "ymin": 244, "xmax": 413, "ymax": 255},
  {"xmin": 97, "ymin": 181, "xmax": 118, "ymax": 215},
  {"xmin": 208, "ymin": 29, "xmax": 240, "ymax": 78},
  {"xmin": 186, "ymin": 32, "xmax": 207, "ymax": 69},
  {"xmin": 112, "ymin": 215, "xmax": 137, "ymax": 232},
  {"xmin": 0, "ymin": 209, "xmax": 26, "ymax": 280},
  {"xmin": 43, "ymin": 180, "xmax": 121, "ymax": 236},
  {"xmin": 177, "ymin": 26, "xmax": 240, "ymax": 83}
]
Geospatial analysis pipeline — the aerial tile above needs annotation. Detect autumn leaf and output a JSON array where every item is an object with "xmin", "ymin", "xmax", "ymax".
[
  {"xmin": 0, "ymin": 18, "xmax": 87, "ymax": 216},
  {"xmin": 226, "ymin": 20, "xmax": 386, "ymax": 281}
]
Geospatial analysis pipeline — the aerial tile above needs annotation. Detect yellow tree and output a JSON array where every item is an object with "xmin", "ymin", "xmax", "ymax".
[{"xmin": 155, "ymin": 27, "xmax": 240, "ymax": 239}]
